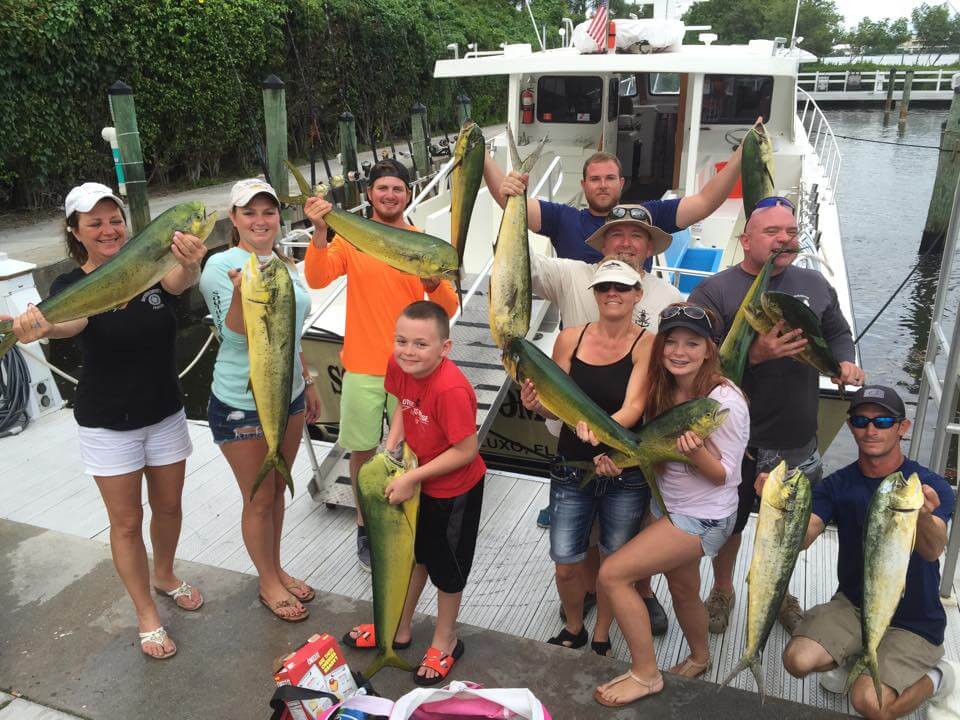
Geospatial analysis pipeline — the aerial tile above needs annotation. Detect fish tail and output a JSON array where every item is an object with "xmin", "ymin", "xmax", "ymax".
[
  {"xmin": 868, "ymin": 653, "xmax": 883, "ymax": 709},
  {"xmin": 284, "ymin": 159, "xmax": 313, "ymax": 200},
  {"xmin": 719, "ymin": 657, "xmax": 748, "ymax": 689},
  {"xmin": 0, "ymin": 327, "xmax": 17, "ymax": 362},
  {"xmin": 248, "ymin": 456, "xmax": 275, "ymax": 501},
  {"xmin": 364, "ymin": 648, "xmax": 414, "ymax": 678},
  {"xmin": 455, "ymin": 274, "xmax": 464, "ymax": 317},
  {"xmin": 843, "ymin": 654, "xmax": 867, "ymax": 696},
  {"xmin": 505, "ymin": 124, "xmax": 522, "ymax": 169},
  {"xmin": 719, "ymin": 654, "xmax": 763, "ymax": 700},
  {"xmin": 276, "ymin": 452, "xmax": 294, "ymax": 498},
  {"xmin": 642, "ymin": 463, "xmax": 671, "ymax": 522},
  {"xmin": 750, "ymin": 659, "xmax": 766, "ymax": 704}
]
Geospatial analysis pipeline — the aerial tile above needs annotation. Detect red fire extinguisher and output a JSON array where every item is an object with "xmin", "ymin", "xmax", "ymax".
[
  {"xmin": 520, "ymin": 87, "xmax": 535, "ymax": 124},
  {"xmin": 607, "ymin": 20, "xmax": 617, "ymax": 53}
]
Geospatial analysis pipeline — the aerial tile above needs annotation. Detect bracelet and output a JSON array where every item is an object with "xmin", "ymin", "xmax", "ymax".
[{"xmin": 303, "ymin": 375, "xmax": 314, "ymax": 386}]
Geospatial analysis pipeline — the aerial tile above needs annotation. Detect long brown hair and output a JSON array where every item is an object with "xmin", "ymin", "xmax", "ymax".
[
  {"xmin": 645, "ymin": 302, "xmax": 729, "ymax": 419},
  {"xmin": 229, "ymin": 193, "xmax": 295, "ymax": 267},
  {"xmin": 64, "ymin": 201, "xmax": 126, "ymax": 265}
]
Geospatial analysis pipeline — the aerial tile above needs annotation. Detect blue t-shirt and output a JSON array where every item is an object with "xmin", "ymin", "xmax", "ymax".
[
  {"xmin": 537, "ymin": 198, "xmax": 682, "ymax": 267},
  {"xmin": 812, "ymin": 458, "xmax": 955, "ymax": 646}
]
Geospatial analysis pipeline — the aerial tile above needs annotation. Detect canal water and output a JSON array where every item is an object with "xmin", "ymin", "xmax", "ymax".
[{"xmin": 47, "ymin": 106, "xmax": 955, "ymax": 475}]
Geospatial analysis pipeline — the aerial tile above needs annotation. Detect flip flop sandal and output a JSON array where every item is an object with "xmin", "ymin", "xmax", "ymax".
[
  {"xmin": 546, "ymin": 625, "xmax": 588, "ymax": 649},
  {"xmin": 341, "ymin": 624, "xmax": 412, "ymax": 650},
  {"xmin": 154, "ymin": 580, "xmax": 204, "ymax": 611},
  {"xmin": 593, "ymin": 671, "xmax": 663, "ymax": 707},
  {"xmin": 413, "ymin": 639, "xmax": 465, "ymax": 687},
  {"xmin": 259, "ymin": 594, "xmax": 309, "ymax": 623},
  {"xmin": 285, "ymin": 580, "xmax": 316, "ymax": 603},
  {"xmin": 139, "ymin": 626, "xmax": 177, "ymax": 660}
]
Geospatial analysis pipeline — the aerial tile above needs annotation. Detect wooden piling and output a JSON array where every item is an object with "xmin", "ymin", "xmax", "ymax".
[
  {"xmin": 107, "ymin": 81, "xmax": 150, "ymax": 234},
  {"xmin": 261, "ymin": 75, "xmax": 289, "ymax": 201},
  {"xmin": 338, "ymin": 112, "xmax": 360, "ymax": 210},
  {"xmin": 883, "ymin": 68, "xmax": 896, "ymax": 124},
  {"xmin": 899, "ymin": 70, "xmax": 914, "ymax": 134},
  {"xmin": 410, "ymin": 102, "xmax": 430, "ymax": 180},
  {"xmin": 920, "ymin": 74, "xmax": 960, "ymax": 253}
]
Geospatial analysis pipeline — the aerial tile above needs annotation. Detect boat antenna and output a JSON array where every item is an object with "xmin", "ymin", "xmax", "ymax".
[
  {"xmin": 524, "ymin": 0, "xmax": 546, "ymax": 51},
  {"xmin": 789, "ymin": 0, "xmax": 801, "ymax": 49}
]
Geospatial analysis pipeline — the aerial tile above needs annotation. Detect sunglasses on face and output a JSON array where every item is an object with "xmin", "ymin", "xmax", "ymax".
[
  {"xmin": 849, "ymin": 415, "xmax": 900, "ymax": 430},
  {"xmin": 593, "ymin": 281, "xmax": 635, "ymax": 293},
  {"xmin": 607, "ymin": 206, "xmax": 653, "ymax": 223},
  {"xmin": 660, "ymin": 304, "xmax": 713, "ymax": 329},
  {"xmin": 753, "ymin": 196, "xmax": 796, "ymax": 213}
]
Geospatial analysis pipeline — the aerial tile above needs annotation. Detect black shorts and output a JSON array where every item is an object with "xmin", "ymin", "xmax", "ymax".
[{"xmin": 415, "ymin": 478, "xmax": 484, "ymax": 594}]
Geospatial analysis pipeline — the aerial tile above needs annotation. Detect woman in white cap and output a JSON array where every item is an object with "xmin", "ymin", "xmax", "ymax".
[
  {"xmin": 199, "ymin": 179, "xmax": 320, "ymax": 622},
  {"xmin": 519, "ymin": 257, "xmax": 654, "ymax": 656},
  {"xmin": 593, "ymin": 302, "xmax": 749, "ymax": 707},
  {"xmin": 5, "ymin": 182, "xmax": 208, "ymax": 660}
]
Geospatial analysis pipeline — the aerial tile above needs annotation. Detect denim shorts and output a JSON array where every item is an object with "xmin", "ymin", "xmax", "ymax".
[
  {"xmin": 548, "ymin": 460, "xmax": 650, "ymax": 565},
  {"xmin": 650, "ymin": 502, "xmax": 736, "ymax": 557},
  {"xmin": 207, "ymin": 392, "xmax": 305, "ymax": 445}
]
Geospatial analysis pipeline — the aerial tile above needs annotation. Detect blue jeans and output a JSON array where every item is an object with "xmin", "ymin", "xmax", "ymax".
[
  {"xmin": 548, "ymin": 459, "xmax": 650, "ymax": 564},
  {"xmin": 207, "ymin": 392, "xmax": 305, "ymax": 445}
]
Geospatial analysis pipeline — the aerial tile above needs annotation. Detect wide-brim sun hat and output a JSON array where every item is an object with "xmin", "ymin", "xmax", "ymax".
[
  {"xmin": 64, "ymin": 182, "xmax": 124, "ymax": 218},
  {"xmin": 585, "ymin": 204, "xmax": 673, "ymax": 256}
]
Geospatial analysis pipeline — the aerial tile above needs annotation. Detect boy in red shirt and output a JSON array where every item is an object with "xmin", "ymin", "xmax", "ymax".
[{"xmin": 383, "ymin": 300, "xmax": 486, "ymax": 685}]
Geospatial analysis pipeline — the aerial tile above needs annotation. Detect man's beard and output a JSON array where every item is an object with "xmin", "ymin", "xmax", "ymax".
[{"xmin": 614, "ymin": 252, "xmax": 643, "ymax": 272}]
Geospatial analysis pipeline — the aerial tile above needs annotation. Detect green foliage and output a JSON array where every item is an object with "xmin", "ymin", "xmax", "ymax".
[
  {"xmin": 682, "ymin": 0, "xmax": 844, "ymax": 57},
  {"xmin": 0, "ymin": 0, "xmax": 555, "ymax": 210},
  {"xmin": 844, "ymin": 18, "xmax": 910, "ymax": 56},
  {"xmin": 911, "ymin": 3, "xmax": 960, "ymax": 58}
]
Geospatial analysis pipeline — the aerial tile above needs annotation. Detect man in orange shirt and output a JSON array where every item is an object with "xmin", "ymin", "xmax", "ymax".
[{"xmin": 303, "ymin": 159, "xmax": 458, "ymax": 570}]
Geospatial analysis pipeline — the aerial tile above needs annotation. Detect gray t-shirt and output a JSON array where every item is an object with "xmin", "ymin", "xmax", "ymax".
[{"xmin": 689, "ymin": 264, "xmax": 854, "ymax": 449}]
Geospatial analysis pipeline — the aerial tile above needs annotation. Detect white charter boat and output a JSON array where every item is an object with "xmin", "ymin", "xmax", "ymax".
[{"xmin": 296, "ymin": 8, "xmax": 855, "ymax": 482}]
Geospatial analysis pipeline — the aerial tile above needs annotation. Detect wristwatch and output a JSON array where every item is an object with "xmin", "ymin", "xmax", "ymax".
[{"xmin": 303, "ymin": 375, "xmax": 314, "ymax": 386}]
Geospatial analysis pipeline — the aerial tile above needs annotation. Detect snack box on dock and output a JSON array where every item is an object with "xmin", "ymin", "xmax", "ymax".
[{"xmin": 274, "ymin": 633, "xmax": 359, "ymax": 720}]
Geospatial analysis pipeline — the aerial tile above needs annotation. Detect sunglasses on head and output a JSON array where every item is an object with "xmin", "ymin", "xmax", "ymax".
[
  {"xmin": 593, "ymin": 281, "xmax": 636, "ymax": 293},
  {"xmin": 660, "ymin": 305, "xmax": 712, "ymax": 329},
  {"xmin": 753, "ymin": 196, "xmax": 796, "ymax": 213},
  {"xmin": 607, "ymin": 206, "xmax": 653, "ymax": 223},
  {"xmin": 849, "ymin": 415, "xmax": 900, "ymax": 430}
]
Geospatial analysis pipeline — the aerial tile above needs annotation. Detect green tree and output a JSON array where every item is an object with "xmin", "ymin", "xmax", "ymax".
[
  {"xmin": 682, "ymin": 0, "xmax": 843, "ymax": 57},
  {"xmin": 911, "ymin": 3, "xmax": 960, "ymax": 63},
  {"xmin": 845, "ymin": 17, "xmax": 910, "ymax": 58}
]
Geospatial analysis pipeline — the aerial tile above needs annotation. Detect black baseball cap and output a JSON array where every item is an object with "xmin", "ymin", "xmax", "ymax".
[
  {"xmin": 658, "ymin": 304, "xmax": 714, "ymax": 341},
  {"xmin": 847, "ymin": 385, "xmax": 906, "ymax": 419},
  {"xmin": 368, "ymin": 158, "xmax": 411, "ymax": 189}
]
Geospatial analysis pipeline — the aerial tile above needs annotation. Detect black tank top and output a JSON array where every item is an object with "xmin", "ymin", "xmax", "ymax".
[{"xmin": 556, "ymin": 324, "xmax": 645, "ymax": 462}]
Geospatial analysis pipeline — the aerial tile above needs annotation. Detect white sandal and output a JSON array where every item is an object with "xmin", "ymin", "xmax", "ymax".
[
  {"xmin": 154, "ymin": 580, "xmax": 204, "ymax": 611},
  {"xmin": 139, "ymin": 626, "xmax": 177, "ymax": 660}
]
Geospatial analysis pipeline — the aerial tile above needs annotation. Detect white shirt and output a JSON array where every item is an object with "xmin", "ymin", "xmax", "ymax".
[{"xmin": 531, "ymin": 254, "xmax": 683, "ymax": 332}]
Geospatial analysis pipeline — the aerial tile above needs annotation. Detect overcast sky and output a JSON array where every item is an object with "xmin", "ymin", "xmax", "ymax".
[{"xmin": 834, "ymin": 0, "xmax": 957, "ymax": 27}]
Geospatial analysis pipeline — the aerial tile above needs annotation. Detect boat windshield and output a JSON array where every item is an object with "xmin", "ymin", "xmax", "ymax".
[
  {"xmin": 537, "ymin": 75, "xmax": 603, "ymax": 124},
  {"xmin": 701, "ymin": 74, "xmax": 773, "ymax": 124}
]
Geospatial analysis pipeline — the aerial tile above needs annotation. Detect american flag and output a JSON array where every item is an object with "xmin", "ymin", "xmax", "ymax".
[{"xmin": 587, "ymin": 0, "xmax": 609, "ymax": 52}]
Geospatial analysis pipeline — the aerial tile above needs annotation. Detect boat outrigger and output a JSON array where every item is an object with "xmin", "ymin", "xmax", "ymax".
[{"xmin": 293, "ymin": 8, "xmax": 855, "ymax": 485}]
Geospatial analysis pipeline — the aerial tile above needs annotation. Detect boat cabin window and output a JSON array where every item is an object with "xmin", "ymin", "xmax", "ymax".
[
  {"xmin": 608, "ymin": 78, "xmax": 619, "ymax": 121},
  {"xmin": 536, "ymin": 76, "xmax": 603, "ymax": 124},
  {"xmin": 648, "ymin": 73, "xmax": 681, "ymax": 95},
  {"xmin": 620, "ymin": 75, "xmax": 637, "ymax": 98},
  {"xmin": 701, "ymin": 75, "xmax": 772, "ymax": 124}
]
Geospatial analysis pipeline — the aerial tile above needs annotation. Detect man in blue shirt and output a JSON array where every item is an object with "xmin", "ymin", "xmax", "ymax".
[
  {"xmin": 775, "ymin": 386, "xmax": 957, "ymax": 719},
  {"xmin": 483, "ymin": 148, "xmax": 743, "ymax": 265}
]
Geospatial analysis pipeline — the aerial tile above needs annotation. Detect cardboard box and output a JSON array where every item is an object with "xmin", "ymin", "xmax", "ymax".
[{"xmin": 274, "ymin": 633, "xmax": 359, "ymax": 720}]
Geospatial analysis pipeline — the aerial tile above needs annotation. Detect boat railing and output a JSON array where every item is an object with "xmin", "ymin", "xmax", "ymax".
[
  {"xmin": 649, "ymin": 263, "xmax": 714, "ymax": 288},
  {"xmin": 405, "ymin": 155, "xmax": 459, "ymax": 222},
  {"xmin": 531, "ymin": 153, "xmax": 563, "ymax": 202},
  {"xmin": 798, "ymin": 87, "xmax": 842, "ymax": 204},
  {"xmin": 798, "ymin": 68, "xmax": 951, "ymax": 96},
  {"xmin": 909, "ymin": 175, "xmax": 960, "ymax": 598}
]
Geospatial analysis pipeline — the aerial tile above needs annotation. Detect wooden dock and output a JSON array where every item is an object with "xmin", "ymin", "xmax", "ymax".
[{"xmin": 3, "ymin": 409, "xmax": 957, "ymax": 716}]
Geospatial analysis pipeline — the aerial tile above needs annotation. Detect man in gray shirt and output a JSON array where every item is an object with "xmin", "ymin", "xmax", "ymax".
[{"xmin": 689, "ymin": 198, "xmax": 863, "ymax": 636}]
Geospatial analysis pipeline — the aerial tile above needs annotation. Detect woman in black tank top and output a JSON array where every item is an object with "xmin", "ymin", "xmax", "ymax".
[{"xmin": 519, "ymin": 258, "xmax": 654, "ymax": 655}]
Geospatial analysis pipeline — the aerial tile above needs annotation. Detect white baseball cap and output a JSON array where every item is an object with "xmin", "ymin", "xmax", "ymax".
[
  {"xmin": 588, "ymin": 258, "xmax": 643, "ymax": 289},
  {"xmin": 230, "ymin": 178, "xmax": 279, "ymax": 207},
  {"xmin": 64, "ymin": 183, "xmax": 124, "ymax": 218}
]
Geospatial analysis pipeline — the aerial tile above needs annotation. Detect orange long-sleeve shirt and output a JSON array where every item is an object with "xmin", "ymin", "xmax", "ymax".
[{"xmin": 304, "ymin": 232, "xmax": 458, "ymax": 376}]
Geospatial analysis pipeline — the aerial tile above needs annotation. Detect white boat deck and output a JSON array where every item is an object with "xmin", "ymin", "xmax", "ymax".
[{"xmin": 4, "ymin": 409, "xmax": 958, "ymax": 717}]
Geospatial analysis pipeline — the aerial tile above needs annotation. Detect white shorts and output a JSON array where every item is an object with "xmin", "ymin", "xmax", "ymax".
[{"xmin": 77, "ymin": 409, "xmax": 193, "ymax": 477}]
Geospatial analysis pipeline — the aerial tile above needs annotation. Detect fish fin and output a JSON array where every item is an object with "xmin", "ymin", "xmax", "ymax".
[
  {"xmin": 276, "ymin": 453, "xmax": 294, "ymax": 498},
  {"xmin": 505, "ymin": 124, "xmax": 522, "ymax": 170},
  {"xmin": 285, "ymin": 159, "xmax": 314, "ymax": 198},
  {"xmin": 577, "ymin": 467, "xmax": 598, "ymax": 489},
  {"xmin": 843, "ymin": 654, "xmax": 867, "ymax": 695},
  {"xmin": 641, "ymin": 463, "xmax": 671, "ymax": 522},
  {"xmin": 0, "ymin": 329, "xmax": 17, "ymax": 362},
  {"xmin": 719, "ymin": 658, "xmax": 748, "ymax": 689},
  {"xmin": 455, "ymin": 274, "xmax": 464, "ymax": 317},
  {"xmin": 868, "ymin": 654, "xmax": 883, "ymax": 709},
  {"xmin": 248, "ymin": 456, "xmax": 275, "ymax": 501},
  {"xmin": 364, "ymin": 648, "xmax": 414, "ymax": 678},
  {"xmin": 752, "ymin": 659, "xmax": 765, "ymax": 704}
]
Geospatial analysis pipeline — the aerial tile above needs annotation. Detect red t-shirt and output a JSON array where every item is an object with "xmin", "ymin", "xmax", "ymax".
[{"xmin": 385, "ymin": 356, "xmax": 486, "ymax": 499}]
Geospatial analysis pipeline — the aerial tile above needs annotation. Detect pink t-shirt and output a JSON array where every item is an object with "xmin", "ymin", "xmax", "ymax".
[{"xmin": 657, "ymin": 382, "xmax": 750, "ymax": 519}]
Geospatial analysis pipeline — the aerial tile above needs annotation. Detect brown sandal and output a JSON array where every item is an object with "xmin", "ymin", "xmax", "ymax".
[
  {"xmin": 284, "ymin": 579, "xmax": 316, "ymax": 603},
  {"xmin": 594, "ymin": 671, "xmax": 663, "ymax": 707},
  {"xmin": 669, "ymin": 656, "xmax": 711, "ymax": 678},
  {"xmin": 259, "ymin": 594, "xmax": 309, "ymax": 623}
]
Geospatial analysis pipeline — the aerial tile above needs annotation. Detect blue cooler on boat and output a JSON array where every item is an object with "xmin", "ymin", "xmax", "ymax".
[{"xmin": 677, "ymin": 246, "xmax": 723, "ymax": 293}]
